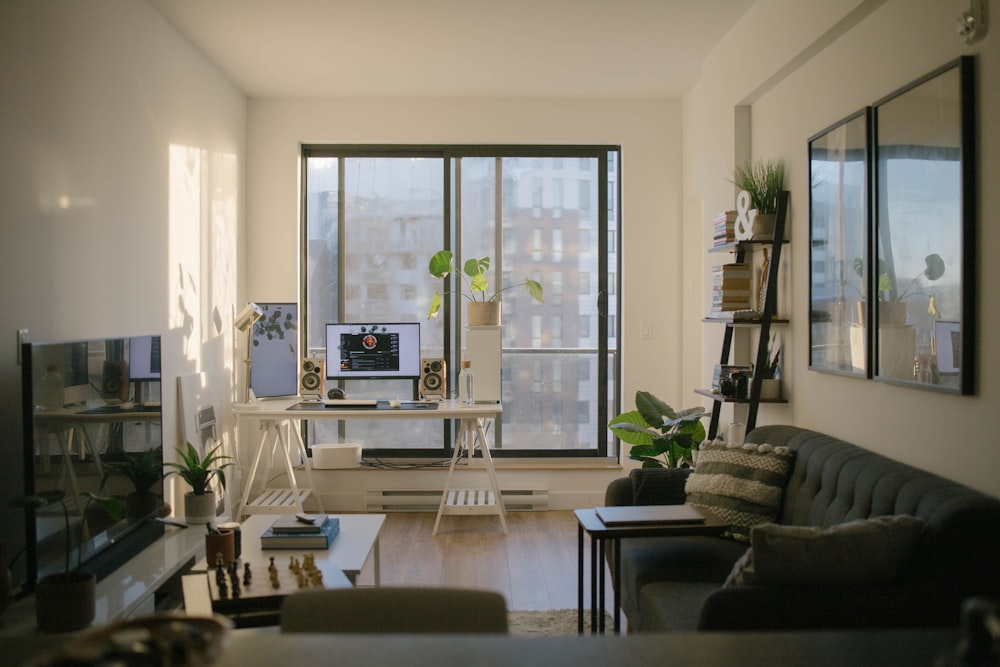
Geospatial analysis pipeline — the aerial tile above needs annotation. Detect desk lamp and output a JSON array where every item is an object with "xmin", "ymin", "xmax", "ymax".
[{"xmin": 235, "ymin": 302, "xmax": 264, "ymax": 404}]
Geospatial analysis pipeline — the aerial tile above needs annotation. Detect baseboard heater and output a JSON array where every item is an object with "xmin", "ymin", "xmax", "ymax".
[{"xmin": 365, "ymin": 488, "xmax": 548, "ymax": 512}]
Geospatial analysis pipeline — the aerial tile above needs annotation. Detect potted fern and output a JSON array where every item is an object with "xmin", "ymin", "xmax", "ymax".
[
  {"xmin": 608, "ymin": 391, "xmax": 708, "ymax": 468},
  {"xmin": 9, "ymin": 489, "xmax": 122, "ymax": 632},
  {"xmin": 165, "ymin": 442, "xmax": 233, "ymax": 524},
  {"xmin": 426, "ymin": 250, "xmax": 543, "ymax": 325},
  {"xmin": 103, "ymin": 446, "xmax": 163, "ymax": 521}
]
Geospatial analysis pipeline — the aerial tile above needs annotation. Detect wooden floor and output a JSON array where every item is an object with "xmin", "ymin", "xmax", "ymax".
[{"xmin": 354, "ymin": 510, "xmax": 615, "ymax": 612}]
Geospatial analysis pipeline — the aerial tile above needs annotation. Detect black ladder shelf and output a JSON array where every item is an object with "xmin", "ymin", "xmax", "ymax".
[{"xmin": 700, "ymin": 190, "xmax": 789, "ymax": 440}]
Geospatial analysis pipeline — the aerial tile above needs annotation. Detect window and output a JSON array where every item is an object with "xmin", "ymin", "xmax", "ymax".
[{"xmin": 302, "ymin": 145, "xmax": 620, "ymax": 458}]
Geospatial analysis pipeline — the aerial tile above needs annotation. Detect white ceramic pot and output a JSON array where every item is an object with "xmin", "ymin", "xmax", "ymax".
[
  {"xmin": 759, "ymin": 378, "xmax": 781, "ymax": 401},
  {"xmin": 467, "ymin": 301, "xmax": 501, "ymax": 327},
  {"xmin": 184, "ymin": 492, "xmax": 216, "ymax": 524}
]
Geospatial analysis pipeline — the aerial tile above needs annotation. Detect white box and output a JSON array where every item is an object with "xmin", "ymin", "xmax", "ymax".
[{"xmin": 312, "ymin": 443, "xmax": 362, "ymax": 469}]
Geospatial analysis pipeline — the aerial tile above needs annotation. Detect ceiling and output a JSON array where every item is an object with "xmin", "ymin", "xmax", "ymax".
[{"xmin": 147, "ymin": 0, "xmax": 754, "ymax": 99}]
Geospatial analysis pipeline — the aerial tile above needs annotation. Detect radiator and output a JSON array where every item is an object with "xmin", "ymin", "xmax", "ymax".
[{"xmin": 365, "ymin": 488, "xmax": 548, "ymax": 512}]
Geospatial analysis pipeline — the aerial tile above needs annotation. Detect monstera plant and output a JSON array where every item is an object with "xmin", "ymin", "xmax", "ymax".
[{"xmin": 608, "ymin": 391, "xmax": 708, "ymax": 468}]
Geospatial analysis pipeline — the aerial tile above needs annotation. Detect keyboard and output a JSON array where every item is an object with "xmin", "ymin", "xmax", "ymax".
[{"xmin": 323, "ymin": 399, "xmax": 400, "ymax": 410}]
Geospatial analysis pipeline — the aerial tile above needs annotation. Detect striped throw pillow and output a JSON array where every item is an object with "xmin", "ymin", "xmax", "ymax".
[{"xmin": 685, "ymin": 440, "xmax": 795, "ymax": 542}]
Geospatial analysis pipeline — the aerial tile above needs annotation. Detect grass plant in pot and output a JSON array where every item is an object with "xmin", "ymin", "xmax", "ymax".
[
  {"xmin": 731, "ymin": 159, "xmax": 785, "ymax": 239},
  {"xmin": 10, "ymin": 489, "xmax": 122, "ymax": 632},
  {"xmin": 426, "ymin": 250, "xmax": 543, "ymax": 325},
  {"xmin": 608, "ymin": 391, "xmax": 708, "ymax": 469},
  {"xmin": 165, "ymin": 442, "xmax": 233, "ymax": 525},
  {"xmin": 757, "ymin": 335, "xmax": 783, "ymax": 401}
]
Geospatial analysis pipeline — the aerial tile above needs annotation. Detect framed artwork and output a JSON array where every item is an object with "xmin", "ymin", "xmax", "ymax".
[
  {"xmin": 808, "ymin": 108, "xmax": 871, "ymax": 377},
  {"xmin": 872, "ymin": 56, "xmax": 976, "ymax": 394},
  {"xmin": 250, "ymin": 303, "xmax": 299, "ymax": 398}
]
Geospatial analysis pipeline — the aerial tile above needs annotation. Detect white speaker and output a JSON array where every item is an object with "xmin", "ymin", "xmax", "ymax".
[
  {"xmin": 299, "ymin": 357, "xmax": 325, "ymax": 399},
  {"xmin": 420, "ymin": 357, "xmax": 447, "ymax": 400},
  {"xmin": 466, "ymin": 326, "xmax": 501, "ymax": 402}
]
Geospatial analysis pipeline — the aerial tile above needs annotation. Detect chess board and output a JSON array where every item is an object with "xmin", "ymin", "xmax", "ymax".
[{"xmin": 205, "ymin": 554, "xmax": 328, "ymax": 616}]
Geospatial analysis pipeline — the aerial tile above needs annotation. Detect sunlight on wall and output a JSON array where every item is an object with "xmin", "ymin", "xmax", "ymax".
[{"xmin": 167, "ymin": 143, "xmax": 240, "ymax": 517}]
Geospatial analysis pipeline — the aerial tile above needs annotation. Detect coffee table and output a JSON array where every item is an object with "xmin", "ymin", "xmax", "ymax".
[
  {"xmin": 188, "ymin": 513, "xmax": 386, "ymax": 626},
  {"xmin": 575, "ymin": 506, "xmax": 726, "ymax": 635}
]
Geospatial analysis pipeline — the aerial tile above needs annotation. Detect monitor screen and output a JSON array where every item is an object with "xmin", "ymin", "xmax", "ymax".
[
  {"xmin": 128, "ymin": 335, "xmax": 161, "ymax": 380},
  {"xmin": 325, "ymin": 322, "xmax": 421, "ymax": 380}
]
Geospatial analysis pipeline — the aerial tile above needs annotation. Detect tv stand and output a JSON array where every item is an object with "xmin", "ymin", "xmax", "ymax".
[{"xmin": 0, "ymin": 524, "xmax": 204, "ymax": 636}]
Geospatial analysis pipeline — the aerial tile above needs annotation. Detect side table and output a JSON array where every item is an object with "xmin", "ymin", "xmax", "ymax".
[{"xmin": 574, "ymin": 506, "xmax": 726, "ymax": 635}]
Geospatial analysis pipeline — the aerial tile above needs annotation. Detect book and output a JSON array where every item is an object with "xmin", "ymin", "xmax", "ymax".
[
  {"xmin": 260, "ymin": 517, "xmax": 340, "ymax": 549},
  {"xmin": 269, "ymin": 514, "xmax": 330, "ymax": 534}
]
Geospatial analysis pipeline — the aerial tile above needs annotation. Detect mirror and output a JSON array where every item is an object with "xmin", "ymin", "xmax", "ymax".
[
  {"xmin": 873, "ymin": 56, "xmax": 975, "ymax": 393},
  {"xmin": 809, "ymin": 108, "xmax": 871, "ymax": 377},
  {"xmin": 25, "ymin": 336, "xmax": 164, "ymax": 582}
]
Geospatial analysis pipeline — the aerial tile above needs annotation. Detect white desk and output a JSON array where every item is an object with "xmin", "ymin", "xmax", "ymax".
[{"xmin": 233, "ymin": 400, "xmax": 506, "ymax": 534}]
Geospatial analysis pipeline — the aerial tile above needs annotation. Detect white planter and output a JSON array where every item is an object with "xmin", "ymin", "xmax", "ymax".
[
  {"xmin": 184, "ymin": 492, "xmax": 216, "ymax": 524},
  {"xmin": 467, "ymin": 301, "xmax": 501, "ymax": 327},
  {"xmin": 759, "ymin": 378, "xmax": 781, "ymax": 401}
]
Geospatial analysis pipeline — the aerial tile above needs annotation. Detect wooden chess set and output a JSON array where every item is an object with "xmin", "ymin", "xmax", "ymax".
[{"xmin": 205, "ymin": 553, "xmax": 327, "ymax": 617}]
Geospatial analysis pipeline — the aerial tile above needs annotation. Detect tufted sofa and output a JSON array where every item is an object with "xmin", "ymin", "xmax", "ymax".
[{"xmin": 604, "ymin": 425, "xmax": 1000, "ymax": 632}]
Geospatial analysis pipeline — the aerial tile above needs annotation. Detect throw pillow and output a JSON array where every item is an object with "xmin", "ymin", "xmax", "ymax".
[
  {"xmin": 724, "ymin": 515, "xmax": 926, "ymax": 586},
  {"xmin": 630, "ymin": 467, "xmax": 692, "ymax": 506},
  {"xmin": 684, "ymin": 440, "xmax": 795, "ymax": 542}
]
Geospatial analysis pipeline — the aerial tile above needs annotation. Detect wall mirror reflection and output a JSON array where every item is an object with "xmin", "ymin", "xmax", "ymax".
[
  {"xmin": 809, "ymin": 108, "xmax": 871, "ymax": 377},
  {"xmin": 873, "ymin": 56, "xmax": 975, "ymax": 394}
]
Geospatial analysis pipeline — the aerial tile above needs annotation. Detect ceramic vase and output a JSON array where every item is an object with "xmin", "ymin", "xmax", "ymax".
[
  {"xmin": 36, "ymin": 571, "xmax": 96, "ymax": 632},
  {"xmin": 184, "ymin": 492, "xmax": 216, "ymax": 525},
  {"xmin": 467, "ymin": 301, "xmax": 501, "ymax": 327}
]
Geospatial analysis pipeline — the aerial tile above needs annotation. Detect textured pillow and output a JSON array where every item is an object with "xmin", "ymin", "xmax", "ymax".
[
  {"xmin": 684, "ymin": 440, "xmax": 795, "ymax": 542},
  {"xmin": 725, "ymin": 515, "xmax": 926, "ymax": 586}
]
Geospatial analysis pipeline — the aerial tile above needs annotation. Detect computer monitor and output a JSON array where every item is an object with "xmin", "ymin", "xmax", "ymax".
[
  {"xmin": 128, "ymin": 335, "xmax": 161, "ymax": 380},
  {"xmin": 325, "ymin": 322, "xmax": 421, "ymax": 380}
]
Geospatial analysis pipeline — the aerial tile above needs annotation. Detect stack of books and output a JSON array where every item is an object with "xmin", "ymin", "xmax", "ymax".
[
  {"xmin": 711, "ymin": 263, "xmax": 752, "ymax": 312},
  {"xmin": 260, "ymin": 514, "xmax": 340, "ymax": 549},
  {"xmin": 712, "ymin": 211, "xmax": 738, "ymax": 247}
]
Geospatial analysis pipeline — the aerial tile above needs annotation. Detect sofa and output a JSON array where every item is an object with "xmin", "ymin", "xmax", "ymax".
[{"xmin": 604, "ymin": 424, "xmax": 1000, "ymax": 632}]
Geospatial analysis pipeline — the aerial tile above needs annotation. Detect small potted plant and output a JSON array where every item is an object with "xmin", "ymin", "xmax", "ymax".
[
  {"xmin": 757, "ymin": 336, "xmax": 783, "ymax": 400},
  {"xmin": 731, "ymin": 158, "xmax": 785, "ymax": 239},
  {"xmin": 426, "ymin": 250, "xmax": 543, "ymax": 325},
  {"xmin": 608, "ymin": 391, "xmax": 708, "ymax": 468},
  {"xmin": 164, "ymin": 442, "xmax": 233, "ymax": 524},
  {"xmin": 10, "ymin": 489, "xmax": 122, "ymax": 632}
]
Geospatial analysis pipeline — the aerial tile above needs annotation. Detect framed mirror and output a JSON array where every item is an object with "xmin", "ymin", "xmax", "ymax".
[
  {"xmin": 873, "ymin": 56, "xmax": 976, "ymax": 393},
  {"xmin": 808, "ymin": 108, "xmax": 871, "ymax": 377}
]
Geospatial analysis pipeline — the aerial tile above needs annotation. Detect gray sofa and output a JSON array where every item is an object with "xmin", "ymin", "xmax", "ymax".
[{"xmin": 604, "ymin": 425, "xmax": 1000, "ymax": 632}]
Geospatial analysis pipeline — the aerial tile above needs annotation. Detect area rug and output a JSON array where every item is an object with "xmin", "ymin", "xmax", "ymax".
[{"xmin": 507, "ymin": 609, "xmax": 616, "ymax": 636}]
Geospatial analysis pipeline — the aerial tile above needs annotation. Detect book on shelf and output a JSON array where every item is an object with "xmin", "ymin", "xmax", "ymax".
[
  {"xmin": 261, "ymin": 516, "xmax": 340, "ymax": 549},
  {"xmin": 713, "ymin": 211, "xmax": 738, "ymax": 246},
  {"xmin": 269, "ymin": 513, "xmax": 331, "ymax": 534},
  {"xmin": 705, "ymin": 309, "xmax": 757, "ymax": 322},
  {"xmin": 712, "ymin": 364, "xmax": 751, "ymax": 392}
]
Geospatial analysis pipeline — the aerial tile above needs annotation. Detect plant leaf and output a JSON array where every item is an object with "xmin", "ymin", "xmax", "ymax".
[
  {"xmin": 428, "ymin": 250, "xmax": 454, "ymax": 278},
  {"xmin": 525, "ymin": 279, "xmax": 544, "ymax": 303},
  {"xmin": 636, "ymin": 390, "xmax": 677, "ymax": 428}
]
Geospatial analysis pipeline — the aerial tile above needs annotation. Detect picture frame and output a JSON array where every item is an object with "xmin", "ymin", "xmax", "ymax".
[
  {"xmin": 872, "ymin": 56, "xmax": 976, "ymax": 394},
  {"xmin": 934, "ymin": 320, "xmax": 961, "ymax": 375},
  {"xmin": 808, "ymin": 108, "xmax": 871, "ymax": 378}
]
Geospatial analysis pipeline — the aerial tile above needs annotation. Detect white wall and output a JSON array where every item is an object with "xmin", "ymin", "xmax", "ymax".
[
  {"xmin": 0, "ymin": 0, "xmax": 247, "ymax": 523},
  {"xmin": 683, "ymin": 0, "xmax": 1000, "ymax": 497},
  {"xmin": 246, "ymin": 97, "xmax": 681, "ymax": 506}
]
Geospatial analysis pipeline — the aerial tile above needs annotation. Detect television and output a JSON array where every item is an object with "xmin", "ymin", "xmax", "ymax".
[
  {"xmin": 325, "ymin": 322, "xmax": 421, "ymax": 380},
  {"xmin": 21, "ymin": 335, "xmax": 165, "ymax": 589}
]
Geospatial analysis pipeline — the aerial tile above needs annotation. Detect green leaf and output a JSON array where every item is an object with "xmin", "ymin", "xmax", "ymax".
[
  {"xmin": 428, "ymin": 250, "xmax": 454, "ymax": 279},
  {"xmin": 608, "ymin": 411, "xmax": 655, "ymax": 445},
  {"xmin": 636, "ymin": 390, "xmax": 677, "ymax": 430},
  {"xmin": 525, "ymin": 279, "xmax": 544, "ymax": 304},
  {"xmin": 427, "ymin": 291, "xmax": 442, "ymax": 319}
]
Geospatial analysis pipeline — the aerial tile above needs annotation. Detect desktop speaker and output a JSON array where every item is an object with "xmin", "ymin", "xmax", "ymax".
[
  {"xmin": 100, "ymin": 360, "xmax": 129, "ymax": 401},
  {"xmin": 299, "ymin": 358, "xmax": 325, "ymax": 399},
  {"xmin": 420, "ymin": 358, "xmax": 447, "ymax": 400}
]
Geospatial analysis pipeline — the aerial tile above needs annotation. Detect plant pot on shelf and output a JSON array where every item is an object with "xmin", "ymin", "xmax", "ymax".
[
  {"xmin": 125, "ymin": 491, "xmax": 160, "ymax": 522},
  {"xmin": 467, "ymin": 301, "xmax": 501, "ymax": 327},
  {"xmin": 879, "ymin": 301, "xmax": 908, "ymax": 327},
  {"xmin": 184, "ymin": 492, "xmax": 216, "ymax": 525},
  {"xmin": 759, "ymin": 378, "xmax": 781, "ymax": 401},
  {"xmin": 751, "ymin": 212, "xmax": 776, "ymax": 240},
  {"xmin": 36, "ymin": 570, "xmax": 96, "ymax": 632}
]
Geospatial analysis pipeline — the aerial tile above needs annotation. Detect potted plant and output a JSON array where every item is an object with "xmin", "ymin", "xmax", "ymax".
[
  {"xmin": 103, "ymin": 446, "xmax": 163, "ymax": 521},
  {"xmin": 165, "ymin": 442, "xmax": 233, "ymax": 524},
  {"xmin": 757, "ymin": 335, "xmax": 782, "ymax": 400},
  {"xmin": 731, "ymin": 159, "xmax": 785, "ymax": 239},
  {"xmin": 608, "ymin": 391, "xmax": 707, "ymax": 468},
  {"xmin": 426, "ymin": 250, "xmax": 543, "ymax": 325},
  {"xmin": 853, "ymin": 254, "xmax": 946, "ymax": 326},
  {"xmin": 9, "ymin": 489, "xmax": 122, "ymax": 632}
]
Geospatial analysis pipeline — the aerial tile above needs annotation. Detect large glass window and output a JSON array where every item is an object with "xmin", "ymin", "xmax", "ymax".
[{"xmin": 302, "ymin": 145, "xmax": 620, "ymax": 458}]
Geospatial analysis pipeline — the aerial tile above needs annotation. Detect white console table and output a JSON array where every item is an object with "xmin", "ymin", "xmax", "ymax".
[
  {"xmin": 0, "ymin": 523, "xmax": 204, "ymax": 638},
  {"xmin": 233, "ymin": 400, "xmax": 505, "ymax": 534}
]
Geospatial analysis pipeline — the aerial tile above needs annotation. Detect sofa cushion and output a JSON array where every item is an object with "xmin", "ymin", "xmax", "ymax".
[
  {"xmin": 630, "ymin": 467, "xmax": 691, "ymax": 505},
  {"xmin": 724, "ymin": 515, "xmax": 926, "ymax": 586},
  {"xmin": 685, "ymin": 440, "xmax": 795, "ymax": 542}
]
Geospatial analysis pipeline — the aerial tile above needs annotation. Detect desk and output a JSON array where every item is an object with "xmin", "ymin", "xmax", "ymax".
[
  {"xmin": 574, "ymin": 507, "xmax": 726, "ymax": 635},
  {"xmin": 234, "ymin": 401, "xmax": 505, "ymax": 534}
]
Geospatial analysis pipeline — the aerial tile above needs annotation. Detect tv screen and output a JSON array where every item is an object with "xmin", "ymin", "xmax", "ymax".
[
  {"xmin": 325, "ymin": 322, "xmax": 421, "ymax": 380},
  {"xmin": 128, "ymin": 334, "xmax": 161, "ymax": 380}
]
